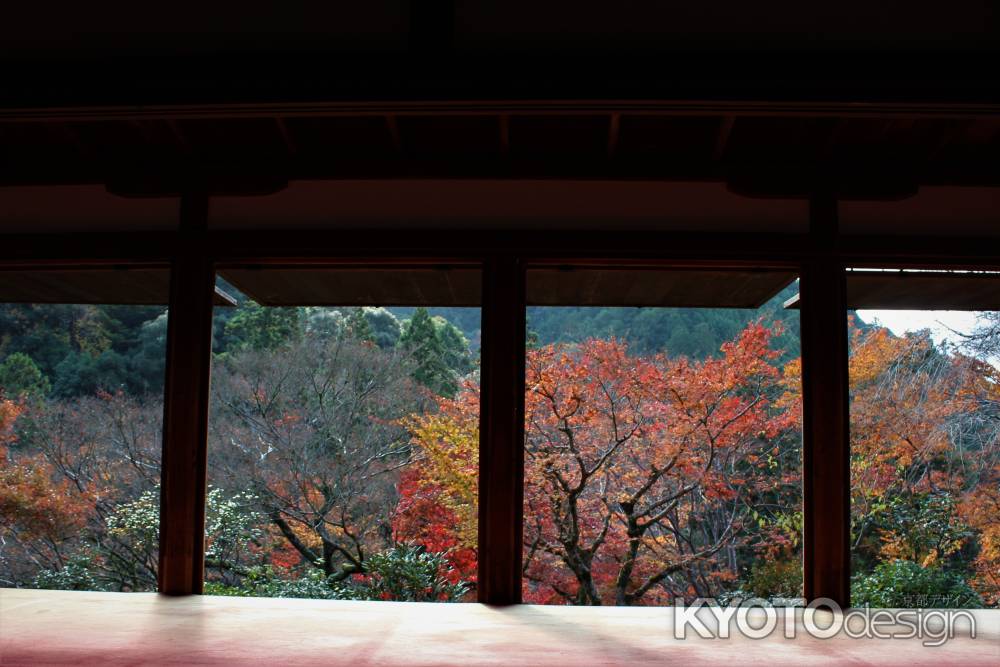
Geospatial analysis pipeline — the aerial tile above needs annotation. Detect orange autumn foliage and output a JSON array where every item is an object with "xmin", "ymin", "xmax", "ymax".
[
  {"xmin": 0, "ymin": 398, "xmax": 92, "ymax": 554},
  {"xmin": 847, "ymin": 325, "xmax": 1000, "ymax": 603},
  {"xmin": 399, "ymin": 323, "xmax": 801, "ymax": 604}
]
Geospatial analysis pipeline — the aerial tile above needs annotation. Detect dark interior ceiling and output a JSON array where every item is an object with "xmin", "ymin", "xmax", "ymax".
[
  {"xmin": 0, "ymin": 269, "xmax": 236, "ymax": 306},
  {"xmin": 526, "ymin": 268, "xmax": 796, "ymax": 308},
  {"xmin": 216, "ymin": 266, "xmax": 797, "ymax": 308},
  {"xmin": 219, "ymin": 267, "xmax": 482, "ymax": 307},
  {"xmin": 786, "ymin": 271, "xmax": 1000, "ymax": 310},
  {"xmin": 1, "ymin": 1, "xmax": 997, "ymax": 198},
  {"xmin": 3, "ymin": 1, "xmax": 998, "ymax": 106},
  {"xmin": 1, "ymin": 113, "xmax": 998, "ymax": 196}
]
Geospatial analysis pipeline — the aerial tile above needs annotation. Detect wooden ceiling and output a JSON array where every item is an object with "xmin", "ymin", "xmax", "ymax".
[
  {"xmin": 216, "ymin": 266, "xmax": 795, "ymax": 309},
  {"xmin": 219, "ymin": 267, "xmax": 481, "ymax": 307},
  {"xmin": 3, "ymin": 2, "xmax": 998, "ymax": 108},
  {"xmin": 0, "ymin": 112, "xmax": 998, "ymax": 197},
  {"xmin": 527, "ymin": 268, "xmax": 796, "ymax": 308},
  {"xmin": 1, "ymin": 3, "xmax": 997, "ymax": 200},
  {"xmin": 786, "ymin": 271, "xmax": 1000, "ymax": 310},
  {"xmin": 0, "ymin": 269, "xmax": 236, "ymax": 306}
]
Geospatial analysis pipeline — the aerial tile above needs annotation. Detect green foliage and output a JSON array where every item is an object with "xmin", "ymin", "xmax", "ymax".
[
  {"xmin": 851, "ymin": 560, "xmax": 983, "ymax": 608},
  {"xmin": 524, "ymin": 284, "xmax": 801, "ymax": 359},
  {"xmin": 0, "ymin": 352, "xmax": 50, "ymax": 398},
  {"xmin": 0, "ymin": 304, "xmax": 77, "ymax": 378},
  {"xmin": 745, "ymin": 558, "xmax": 802, "ymax": 599},
  {"xmin": 204, "ymin": 488, "xmax": 265, "ymax": 571},
  {"xmin": 210, "ymin": 566, "xmax": 341, "ymax": 599},
  {"xmin": 302, "ymin": 307, "xmax": 344, "ymax": 341},
  {"xmin": 334, "ymin": 544, "xmax": 470, "ymax": 602},
  {"xmin": 852, "ymin": 493, "xmax": 972, "ymax": 575},
  {"xmin": 100, "ymin": 486, "xmax": 265, "ymax": 592},
  {"xmin": 389, "ymin": 307, "xmax": 480, "ymax": 348},
  {"xmin": 400, "ymin": 307, "xmax": 461, "ymax": 396},
  {"xmin": 205, "ymin": 545, "xmax": 469, "ymax": 602},
  {"xmin": 106, "ymin": 489, "xmax": 160, "ymax": 553},
  {"xmin": 346, "ymin": 308, "xmax": 375, "ymax": 343},
  {"xmin": 127, "ymin": 312, "xmax": 168, "ymax": 394},
  {"xmin": 301, "ymin": 307, "xmax": 401, "ymax": 348},
  {"xmin": 434, "ymin": 317, "xmax": 473, "ymax": 375},
  {"xmin": 224, "ymin": 302, "xmax": 302, "ymax": 352},
  {"xmin": 365, "ymin": 307, "xmax": 403, "ymax": 349},
  {"xmin": 32, "ymin": 554, "xmax": 103, "ymax": 591},
  {"xmin": 50, "ymin": 350, "xmax": 130, "ymax": 398},
  {"xmin": 0, "ymin": 303, "xmax": 166, "ymax": 398}
]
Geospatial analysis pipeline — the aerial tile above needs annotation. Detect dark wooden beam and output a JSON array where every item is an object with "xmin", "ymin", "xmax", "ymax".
[
  {"xmin": 800, "ymin": 194, "xmax": 851, "ymax": 607},
  {"xmin": 477, "ymin": 255, "xmax": 526, "ymax": 604},
  {"xmin": 0, "ymin": 233, "xmax": 180, "ymax": 264},
  {"xmin": 2, "ymin": 44, "xmax": 998, "ymax": 111},
  {"xmin": 274, "ymin": 117, "xmax": 297, "ymax": 155},
  {"xmin": 385, "ymin": 115, "xmax": 402, "ymax": 155},
  {"xmin": 4, "ymin": 229, "xmax": 1000, "ymax": 269},
  {"xmin": 165, "ymin": 120, "xmax": 192, "ymax": 154},
  {"xmin": 206, "ymin": 230, "xmax": 807, "ymax": 265},
  {"xmin": 607, "ymin": 113, "xmax": 620, "ymax": 157},
  {"xmin": 499, "ymin": 115, "xmax": 510, "ymax": 156},
  {"xmin": 5, "ymin": 100, "xmax": 999, "ymax": 125},
  {"xmin": 713, "ymin": 116, "xmax": 735, "ymax": 161},
  {"xmin": 408, "ymin": 0, "xmax": 455, "ymax": 60},
  {"xmin": 5, "ymin": 153, "xmax": 997, "ymax": 190},
  {"xmin": 157, "ymin": 192, "xmax": 214, "ymax": 595}
]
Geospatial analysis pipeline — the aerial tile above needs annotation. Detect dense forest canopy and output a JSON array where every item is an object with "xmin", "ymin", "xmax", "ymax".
[
  {"xmin": 1, "ymin": 289, "xmax": 997, "ymax": 608},
  {"xmin": 0, "ymin": 285, "xmax": 801, "ymax": 399}
]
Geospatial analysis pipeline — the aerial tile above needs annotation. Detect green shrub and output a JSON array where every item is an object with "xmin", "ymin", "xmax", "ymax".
[
  {"xmin": 32, "ymin": 555, "xmax": 102, "ymax": 591},
  {"xmin": 206, "ymin": 544, "xmax": 470, "ymax": 602},
  {"xmin": 336, "ymin": 544, "xmax": 470, "ymax": 602},
  {"xmin": 233, "ymin": 566, "xmax": 340, "ymax": 599},
  {"xmin": 746, "ymin": 558, "xmax": 802, "ymax": 599},
  {"xmin": 851, "ymin": 559, "xmax": 982, "ymax": 608}
]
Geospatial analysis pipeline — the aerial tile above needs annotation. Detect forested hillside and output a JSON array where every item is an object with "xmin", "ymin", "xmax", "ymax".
[
  {"xmin": 0, "ymin": 283, "xmax": 804, "ymax": 403},
  {"xmin": 394, "ymin": 283, "xmax": 803, "ymax": 358},
  {"xmin": 2, "ymin": 290, "xmax": 996, "ymax": 609},
  {"xmin": 526, "ymin": 283, "xmax": 801, "ymax": 358}
]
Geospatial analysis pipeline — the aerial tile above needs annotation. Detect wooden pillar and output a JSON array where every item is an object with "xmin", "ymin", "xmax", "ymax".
[
  {"xmin": 158, "ymin": 193, "xmax": 214, "ymax": 595},
  {"xmin": 800, "ymin": 194, "xmax": 851, "ymax": 606},
  {"xmin": 477, "ymin": 255, "xmax": 526, "ymax": 604}
]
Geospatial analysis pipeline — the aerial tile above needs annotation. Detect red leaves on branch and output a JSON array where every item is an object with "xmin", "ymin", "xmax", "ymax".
[{"xmin": 400, "ymin": 323, "xmax": 802, "ymax": 604}]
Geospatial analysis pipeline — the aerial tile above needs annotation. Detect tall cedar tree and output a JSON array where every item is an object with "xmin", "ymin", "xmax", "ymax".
[{"xmin": 400, "ymin": 307, "xmax": 458, "ymax": 396}]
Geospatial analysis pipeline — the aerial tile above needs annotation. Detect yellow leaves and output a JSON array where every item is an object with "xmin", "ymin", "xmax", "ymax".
[
  {"xmin": 849, "ymin": 327, "xmax": 903, "ymax": 387},
  {"xmin": 877, "ymin": 530, "xmax": 911, "ymax": 562},
  {"xmin": 289, "ymin": 520, "xmax": 324, "ymax": 551},
  {"xmin": 403, "ymin": 398, "xmax": 480, "ymax": 549},
  {"xmin": 956, "ymin": 474, "xmax": 1000, "ymax": 604}
]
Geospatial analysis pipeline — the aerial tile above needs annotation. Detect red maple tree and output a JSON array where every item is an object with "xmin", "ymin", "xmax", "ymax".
[{"xmin": 396, "ymin": 323, "xmax": 801, "ymax": 604}]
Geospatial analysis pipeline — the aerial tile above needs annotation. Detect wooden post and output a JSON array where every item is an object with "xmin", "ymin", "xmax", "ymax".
[
  {"xmin": 800, "ymin": 194, "xmax": 851, "ymax": 607},
  {"xmin": 158, "ymin": 193, "xmax": 215, "ymax": 595},
  {"xmin": 477, "ymin": 255, "xmax": 526, "ymax": 604}
]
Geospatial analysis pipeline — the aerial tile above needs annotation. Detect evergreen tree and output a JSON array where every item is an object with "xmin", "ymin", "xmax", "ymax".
[
  {"xmin": 0, "ymin": 353, "xmax": 50, "ymax": 398},
  {"xmin": 365, "ymin": 308, "xmax": 403, "ymax": 349},
  {"xmin": 433, "ymin": 317, "xmax": 473, "ymax": 375},
  {"xmin": 345, "ymin": 308, "xmax": 375, "ymax": 343},
  {"xmin": 399, "ymin": 307, "xmax": 457, "ymax": 396},
  {"xmin": 127, "ymin": 312, "xmax": 169, "ymax": 394},
  {"xmin": 223, "ymin": 302, "xmax": 303, "ymax": 353},
  {"xmin": 0, "ymin": 304, "xmax": 79, "ymax": 379},
  {"xmin": 303, "ymin": 308, "xmax": 344, "ymax": 341},
  {"xmin": 50, "ymin": 350, "xmax": 129, "ymax": 398}
]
